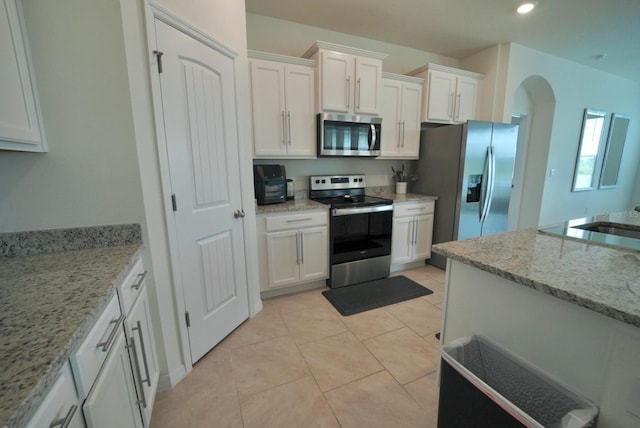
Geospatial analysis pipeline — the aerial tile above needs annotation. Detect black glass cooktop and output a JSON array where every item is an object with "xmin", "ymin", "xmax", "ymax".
[{"xmin": 313, "ymin": 194, "xmax": 392, "ymax": 208}]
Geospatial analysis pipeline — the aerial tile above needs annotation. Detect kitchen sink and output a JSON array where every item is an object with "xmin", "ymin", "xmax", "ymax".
[
  {"xmin": 539, "ymin": 218, "xmax": 640, "ymax": 252},
  {"xmin": 572, "ymin": 222, "xmax": 640, "ymax": 240}
]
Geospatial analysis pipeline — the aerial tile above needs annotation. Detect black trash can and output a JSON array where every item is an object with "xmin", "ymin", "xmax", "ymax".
[{"xmin": 438, "ymin": 335, "xmax": 599, "ymax": 428}]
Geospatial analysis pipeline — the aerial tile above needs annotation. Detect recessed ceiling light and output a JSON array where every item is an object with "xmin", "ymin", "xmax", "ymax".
[{"xmin": 516, "ymin": 1, "xmax": 538, "ymax": 14}]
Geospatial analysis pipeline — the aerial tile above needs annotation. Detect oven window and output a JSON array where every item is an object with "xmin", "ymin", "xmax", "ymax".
[{"xmin": 331, "ymin": 211, "xmax": 392, "ymax": 263}]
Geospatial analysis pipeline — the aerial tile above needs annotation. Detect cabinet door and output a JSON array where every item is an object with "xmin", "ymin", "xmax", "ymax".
[
  {"xmin": 266, "ymin": 230, "xmax": 300, "ymax": 289},
  {"xmin": 380, "ymin": 79, "xmax": 402, "ymax": 157},
  {"xmin": 250, "ymin": 59, "xmax": 287, "ymax": 157},
  {"xmin": 26, "ymin": 363, "xmax": 84, "ymax": 428},
  {"xmin": 454, "ymin": 76, "xmax": 479, "ymax": 123},
  {"xmin": 399, "ymin": 82, "xmax": 422, "ymax": 158},
  {"xmin": 127, "ymin": 287, "xmax": 160, "ymax": 427},
  {"xmin": 299, "ymin": 226, "xmax": 328, "ymax": 282},
  {"xmin": 391, "ymin": 216, "xmax": 413, "ymax": 264},
  {"xmin": 425, "ymin": 70, "xmax": 456, "ymax": 123},
  {"xmin": 0, "ymin": 0, "xmax": 46, "ymax": 151},
  {"xmin": 284, "ymin": 64, "xmax": 316, "ymax": 157},
  {"xmin": 413, "ymin": 214, "xmax": 434, "ymax": 260},
  {"xmin": 83, "ymin": 329, "xmax": 143, "ymax": 428},
  {"xmin": 320, "ymin": 51, "xmax": 352, "ymax": 113},
  {"xmin": 354, "ymin": 56, "xmax": 382, "ymax": 115}
]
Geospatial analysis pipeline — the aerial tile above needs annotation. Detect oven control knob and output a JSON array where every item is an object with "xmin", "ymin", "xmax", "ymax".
[
  {"xmin": 315, "ymin": 179, "xmax": 320, "ymax": 184},
  {"xmin": 321, "ymin": 179, "xmax": 326, "ymax": 183},
  {"xmin": 353, "ymin": 178, "xmax": 357, "ymax": 182}
]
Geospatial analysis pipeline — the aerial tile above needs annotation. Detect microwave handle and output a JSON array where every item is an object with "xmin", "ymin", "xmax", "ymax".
[{"xmin": 368, "ymin": 123, "xmax": 377, "ymax": 150}]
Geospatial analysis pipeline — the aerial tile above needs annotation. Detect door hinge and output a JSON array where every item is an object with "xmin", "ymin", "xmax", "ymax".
[
  {"xmin": 185, "ymin": 311, "xmax": 191, "ymax": 328},
  {"xmin": 153, "ymin": 50, "xmax": 164, "ymax": 73},
  {"xmin": 171, "ymin": 194, "xmax": 177, "ymax": 211}
]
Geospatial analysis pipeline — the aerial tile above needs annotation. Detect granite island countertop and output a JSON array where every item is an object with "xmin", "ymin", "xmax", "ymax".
[
  {"xmin": 0, "ymin": 225, "xmax": 143, "ymax": 428},
  {"xmin": 432, "ymin": 220, "xmax": 640, "ymax": 329}
]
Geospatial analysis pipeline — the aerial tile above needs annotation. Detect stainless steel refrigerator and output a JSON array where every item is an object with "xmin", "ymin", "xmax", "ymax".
[{"xmin": 413, "ymin": 120, "xmax": 518, "ymax": 269}]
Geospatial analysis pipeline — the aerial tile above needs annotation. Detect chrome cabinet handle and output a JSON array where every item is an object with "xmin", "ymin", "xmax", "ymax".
[
  {"xmin": 356, "ymin": 78, "xmax": 361, "ymax": 110},
  {"xmin": 127, "ymin": 338, "xmax": 147, "ymax": 409},
  {"xmin": 287, "ymin": 111, "xmax": 292, "ymax": 145},
  {"xmin": 397, "ymin": 121, "xmax": 402, "ymax": 147},
  {"xmin": 131, "ymin": 271, "xmax": 147, "ymax": 290},
  {"xmin": 300, "ymin": 232, "xmax": 304, "ymax": 264},
  {"xmin": 49, "ymin": 404, "xmax": 78, "ymax": 428},
  {"xmin": 96, "ymin": 314, "xmax": 124, "ymax": 352},
  {"xmin": 295, "ymin": 231, "xmax": 301, "ymax": 264},
  {"xmin": 281, "ymin": 111, "xmax": 286, "ymax": 146},
  {"xmin": 455, "ymin": 93, "xmax": 462, "ymax": 120},
  {"xmin": 346, "ymin": 76, "xmax": 351, "ymax": 109},
  {"xmin": 402, "ymin": 120, "xmax": 406, "ymax": 147},
  {"xmin": 449, "ymin": 92, "xmax": 455, "ymax": 118},
  {"xmin": 286, "ymin": 218, "xmax": 312, "ymax": 223},
  {"xmin": 133, "ymin": 320, "xmax": 151, "ymax": 387}
]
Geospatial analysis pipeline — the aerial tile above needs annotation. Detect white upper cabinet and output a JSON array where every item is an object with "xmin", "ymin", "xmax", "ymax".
[
  {"xmin": 410, "ymin": 64, "xmax": 483, "ymax": 124},
  {"xmin": 0, "ymin": 0, "xmax": 47, "ymax": 152},
  {"xmin": 249, "ymin": 52, "xmax": 316, "ymax": 158},
  {"xmin": 304, "ymin": 41, "xmax": 386, "ymax": 116},
  {"xmin": 379, "ymin": 73, "xmax": 423, "ymax": 159}
]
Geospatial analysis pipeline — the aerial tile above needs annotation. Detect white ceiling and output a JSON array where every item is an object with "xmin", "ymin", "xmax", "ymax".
[{"xmin": 245, "ymin": 0, "xmax": 640, "ymax": 83}]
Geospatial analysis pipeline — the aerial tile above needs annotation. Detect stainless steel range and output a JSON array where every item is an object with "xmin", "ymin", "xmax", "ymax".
[{"xmin": 309, "ymin": 175, "xmax": 393, "ymax": 288}]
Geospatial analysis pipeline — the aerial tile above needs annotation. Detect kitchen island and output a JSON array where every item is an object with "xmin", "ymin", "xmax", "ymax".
[{"xmin": 433, "ymin": 212, "xmax": 640, "ymax": 428}]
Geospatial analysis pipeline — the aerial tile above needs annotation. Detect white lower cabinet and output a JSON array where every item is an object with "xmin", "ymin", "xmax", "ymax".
[
  {"xmin": 124, "ymin": 285, "xmax": 159, "ymax": 426},
  {"xmin": 391, "ymin": 201, "xmax": 435, "ymax": 265},
  {"xmin": 258, "ymin": 210, "xmax": 329, "ymax": 291},
  {"xmin": 82, "ymin": 329, "xmax": 143, "ymax": 428},
  {"xmin": 26, "ymin": 362, "xmax": 84, "ymax": 428}
]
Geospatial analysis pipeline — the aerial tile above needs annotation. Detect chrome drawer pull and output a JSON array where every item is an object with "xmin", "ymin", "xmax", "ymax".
[
  {"xmin": 131, "ymin": 271, "xmax": 147, "ymax": 290},
  {"xmin": 96, "ymin": 314, "xmax": 124, "ymax": 352},
  {"xmin": 133, "ymin": 320, "xmax": 151, "ymax": 387},
  {"xmin": 49, "ymin": 404, "xmax": 77, "ymax": 428},
  {"xmin": 127, "ymin": 338, "xmax": 147, "ymax": 409},
  {"xmin": 285, "ymin": 218, "xmax": 312, "ymax": 223}
]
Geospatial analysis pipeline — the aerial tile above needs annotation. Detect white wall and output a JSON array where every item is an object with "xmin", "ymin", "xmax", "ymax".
[
  {"xmin": 246, "ymin": 13, "xmax": 459, "ymax": 74},
  {"xmin": 503, "ymin": 44, "xmax": 640, "ymax": 225},
  {"xmin": 0, "ymin": 0, "xmax": 144, "ymax": 232}
]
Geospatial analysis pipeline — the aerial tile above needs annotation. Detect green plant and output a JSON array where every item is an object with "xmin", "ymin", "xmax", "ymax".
[{"xmin": 391, "ymin": 164, "xmax": 417, "ymax": 182}]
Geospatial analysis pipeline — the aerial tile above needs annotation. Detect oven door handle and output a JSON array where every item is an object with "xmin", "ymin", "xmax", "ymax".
[{"xmin": 332, "ymin": 204, "xmax": 393, "ymax": 216}]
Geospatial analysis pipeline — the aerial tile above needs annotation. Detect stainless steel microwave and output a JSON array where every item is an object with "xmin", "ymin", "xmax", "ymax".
[{"xmin": 317, "ymin": 113, "xmax": 382, "ymax": 157}]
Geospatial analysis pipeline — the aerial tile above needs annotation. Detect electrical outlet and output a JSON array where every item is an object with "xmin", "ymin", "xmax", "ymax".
[{"xmin": 550, "ymin": 168, "xmax": 557, "ymax": 177}]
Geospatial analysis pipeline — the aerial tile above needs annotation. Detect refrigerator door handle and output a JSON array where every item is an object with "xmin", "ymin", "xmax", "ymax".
[{"xmin": 479, "ymin": 146, "xmax": 495, "ymax": 224}]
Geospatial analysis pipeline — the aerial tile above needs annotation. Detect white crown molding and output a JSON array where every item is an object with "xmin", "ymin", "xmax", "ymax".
[
  {"xmin": 302, "ymin": 40, "xmax": 388, "ymax": 60},
  {"xmin": 408, "ymin": 63, "xmax": 484, "ymax": 79},
  {"xmin": 248, "ymin": 50, "xmax": 316, "ymax": 67},
  {"xmin": 382, "ymin": 72, "xmax": 424, "ymax": 84}
]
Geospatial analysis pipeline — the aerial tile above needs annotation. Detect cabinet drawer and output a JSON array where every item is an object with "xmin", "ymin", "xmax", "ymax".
[
  {"xmin": 394, "ymin": 201, "xmax": 435, "ymax": 217},
  {"xmin": 70, "ymin": 294, "xmax": 122, "ymax": 399},
  {"xmin": 265, "ymin": 210, "xmax": 327, "ymax": 232},
  {"xmin": 117, "ymin": 257, "xmax": 146, "ymax": 316},
  {"xmin": 26, "ymin": 362, "xmax": 84, "ymax": 428}
]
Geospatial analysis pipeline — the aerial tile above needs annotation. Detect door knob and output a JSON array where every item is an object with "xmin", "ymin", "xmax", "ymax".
[{"xmin": 234, "ymin": 209, "xmax": 245, "ymax": 218}]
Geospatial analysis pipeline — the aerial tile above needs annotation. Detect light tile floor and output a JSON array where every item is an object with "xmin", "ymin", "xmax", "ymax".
[{"xmin": 150, "ymin": 264, "xmax": 445, "ymax": 428}]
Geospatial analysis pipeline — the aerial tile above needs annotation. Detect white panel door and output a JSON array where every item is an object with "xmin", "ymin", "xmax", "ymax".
[
  {"xmin": 284, "ymin": 64, "xmax": 315, "ymax": 157},
  {"xmin": 354, "ymin": 56, "xmax": 382, "ymax": 115},
  {"xmin": 155, "ymin": 20, "xmax": 249, "ymax": 363},
  {"xmin": 299, "ymin": 226, "xmax": 328, "ymax": 282},
  {"xmin": 320, "ymin": 51, "xmax": 352, "ymax": 113},
  {"xmin": 83, "ymin": 330, "xmax": 142, "ymax": 428},
  {"xmin": 266, "ymin": 230, "xmax": 299, "ymax": 289},
  {"xmin": 426, "ymin": 70, "xmax": 456, "ymax": 122},
  {"xmin": 250, "ymin": 59, "xmax": 287, "ymax": 156},
  {"xmin": 454, "ymin": 76, "xmax": 479, "ymax": 123},
  {"xmin": 400, "ymin": 82, "xmax": 422, "ymax": 157},
  {"xmin": 126, "ymin": 286, "xmax": 160, "ymax": 426},
  {"xmin": 380, "ymin": 79, "xmax": 402, "ymax": 157},
  {"xmin": 414, "ymin": 214, "xmax": 434, "ymax": 260}
]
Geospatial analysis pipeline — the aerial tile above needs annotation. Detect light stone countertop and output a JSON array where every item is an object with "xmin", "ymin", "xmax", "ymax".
[
  {"xmin": 255, "ymin": 192, "xmax": 438, "ymax": 214},
  {"xmin": 0, "ymin": 226, "xmax": 143, "ymax": 428},
  {"xmin": 432, "ymin": 222, "xmax": 640, "ymax": 328}
]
